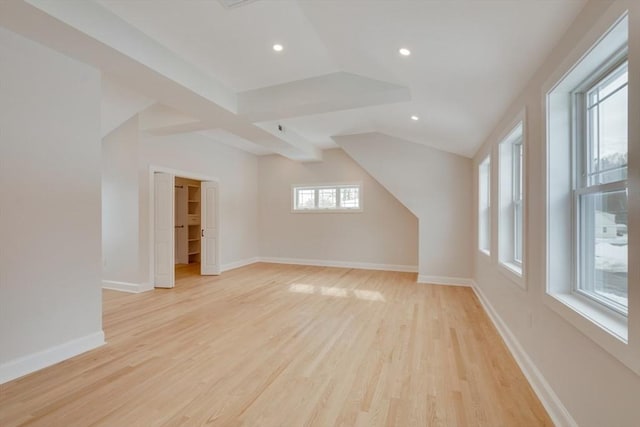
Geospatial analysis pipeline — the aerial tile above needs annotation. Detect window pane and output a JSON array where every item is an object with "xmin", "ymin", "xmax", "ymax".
[
  {"xmin": 587, "ymin": 63, "xmax": 628, "ymax": 186},
  {"xmin": 296, "ymin": 189, "xmax": 315, "ymax": 209},
  {"xmin": 318, "ymin": 188, "xmax": 337, "ymax": 208},
  {"xmin": 340, "ymin": 187, "xmax": 359, "ymax": 208},
  {"xmin": 579, "ymin": 189, "xmax": 628, "ymax": 311},
  {"xmin": 598, "ymin": 66, "xmax": 627, "ymax": 100},
  {"xmin": 514, "ymin": 202, "xmax": 523, "ymax": 263},
  {"xmin": 514, "ymin": 142, "xmax": 523, "ymax": 202}
]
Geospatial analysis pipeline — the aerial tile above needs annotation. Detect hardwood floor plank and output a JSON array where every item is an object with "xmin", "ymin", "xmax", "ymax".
[{"xmin": 0, "ymin": 263, "xmax": 552, "ymax": 426}]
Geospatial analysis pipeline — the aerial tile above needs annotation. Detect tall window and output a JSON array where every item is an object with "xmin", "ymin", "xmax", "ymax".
[
  {"xmin": 575, "ymin": 59, "xmax": 628, "ymax": 314},
  {"xmin": 498, "ymin": 121, "xmax": 524, "ymax": 281},
  {"xmin": 293, "ymin": 184, "xmax": 362, "ymax": 212},
  {"xmin": 546, "ymin": 13, "xmax": 633, "ymax": 372},
  {"xmin": 478, "ymin": 156, "xmax": 491, "ymax": 254}
]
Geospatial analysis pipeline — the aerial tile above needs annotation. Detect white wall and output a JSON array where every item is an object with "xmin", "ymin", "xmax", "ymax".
[
  {"xmin": 472, "ymin": 1, "xmax": 640, "ymax": 426},
  {"xmin": 101, "ymin": 77, "xmax": 154, "ymax": 139},
  {"xmin": 138, "ymin": 133, "xmax": 260, "ymax": 276},
  {"xmin": 258, "ymin": 149, "xmax": 418, "ymax": 270},
  {"xmin": 336, "ymin": 133, "xmax": 473, "ymax": 282},
  {"xmin": 0, "ymin": 27, "xmax": 103, "ymax": 382},
  {"xmin": 102, "ymin": 116, "xmax": 143, "ymax": 287}
]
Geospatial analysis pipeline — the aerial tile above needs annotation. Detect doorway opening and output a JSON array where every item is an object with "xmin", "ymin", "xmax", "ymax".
[
  {"xmin": 151, "ymin": 167, "xmax": 220, "ymax": 289},
  {"xmin": 175, "ymin": 177, "xmax": 202, "ymax": 282}
]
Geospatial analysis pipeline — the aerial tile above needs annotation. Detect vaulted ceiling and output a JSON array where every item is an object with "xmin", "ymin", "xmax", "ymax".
[{"xmin": 1, "ymin": 0, "xmax": 587, "ymax": 159}]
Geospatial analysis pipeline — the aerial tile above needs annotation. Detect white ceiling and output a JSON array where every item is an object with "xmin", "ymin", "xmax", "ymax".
[
  {"xmin": 96, "ymin": 0, "xmax": 587, "ymax": 157},
  {"xmin": 0, "ymin": 0, "xmax": 589, "ymax": 159}
]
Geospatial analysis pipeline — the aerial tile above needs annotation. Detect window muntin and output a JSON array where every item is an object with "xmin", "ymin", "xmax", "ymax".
[
  {"xmin": 575, "ymin": 60, "xmax": 628, "ymax": 315},
  {"xmin": 478, "ymin": 156, "xmax": 491, "ymax": 254},
  {"xmin": 340, "ymin": 187, "xmax": 359, "ymax": 208},
  {"xmin": 293, "ymin": 184, "xmax": 361, "ymax": 212},
  {"xmin": 318, "ymin": 188, "xmax": 337, "ymax": 208}
]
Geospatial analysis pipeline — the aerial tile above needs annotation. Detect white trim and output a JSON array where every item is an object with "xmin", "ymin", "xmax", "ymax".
[
  {"xmin": 417, "ymin": 275, "xmax": 473, "ymax": 287},
  {"xmin": 221, "ymin": 257, "xmax": 260, "ymax": 272},
  {"xmin": 0, "ymin": 331, "xmax": 105, "ymax": 385},
  {"xmin": 259, "ymin": 257, "xmax": 417, "ymax": 273},
  {"xmin": 496, "ymin": 109, "xmax": 527, "ymax": 291},
  {"xmin": 102, "ymin": 280, "xmax": 152, "ymax": 293},
  {"xmin": 471, "ymin": 281, "xmax": 578, "ymax": 427}
]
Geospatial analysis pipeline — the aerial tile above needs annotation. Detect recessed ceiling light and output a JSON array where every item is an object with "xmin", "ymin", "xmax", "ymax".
[
  {"xmin": 273, "ymin": 44, "xmax": 284, "ymax": 52},
  {"xmin": 399, "ymin": 48, "xmax": 411, "ymax": 56},
  {"xmin": 411, "ymin": 115, "xmax": 419, "ymax": 121}
]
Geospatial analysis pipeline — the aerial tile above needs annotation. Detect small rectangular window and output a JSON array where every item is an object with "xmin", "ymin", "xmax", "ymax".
[
  {"xmin": 478, "ymin": 156, "xmax": 491, "ymax": 254},
  {"xmin": 293, "ymin": 184, "xmax": 362, "ymax": 212}
]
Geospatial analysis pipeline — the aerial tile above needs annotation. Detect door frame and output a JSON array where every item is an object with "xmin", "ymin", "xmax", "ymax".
[{"xmin": 148, "ymin": 165, "xmax": 220, "ymax": 287}]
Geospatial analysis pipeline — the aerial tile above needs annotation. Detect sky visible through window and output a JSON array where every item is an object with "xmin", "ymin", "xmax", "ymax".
[{"xmin": 587, "ymin": 63, "xmax": 628, "ymax": 185}]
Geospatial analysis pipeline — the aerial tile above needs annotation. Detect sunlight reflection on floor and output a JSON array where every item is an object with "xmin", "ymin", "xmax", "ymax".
[{"xmin": 289, "ymin": 283, "xmax": 386, "ymax": 302}]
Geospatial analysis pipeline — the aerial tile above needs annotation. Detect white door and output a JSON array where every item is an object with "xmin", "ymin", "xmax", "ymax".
[
  {"xmin": 154, "ymin": 172, "xmax": 175, "ymax": 288},
  {"xmin": 201, "ymin": 181, "xmax": 220, "ymax": 275}
]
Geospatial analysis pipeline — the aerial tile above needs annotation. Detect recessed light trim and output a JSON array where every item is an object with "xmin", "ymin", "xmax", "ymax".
[
  {"xmin": 399, "ymin": 47, "xmax": 411, "ymax": 56},
  {"xmin": 411, "ymin": 115, "xmax": 419, "ymax": 121},
  {"xmin": 273, "ymin": 44, "xmax": 284, "ymax": 52}
]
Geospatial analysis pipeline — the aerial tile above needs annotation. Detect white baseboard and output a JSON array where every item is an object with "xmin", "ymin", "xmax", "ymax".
[
  {"xmin": 259, "ymin": 257, "xmax": 418, "ymax": 273},
  {"xmin": 417, "ymin": 275, "xmax": 472, "ymax": 287},
  {"xmin": 102, "ymin": 280, "xmax": 151, "ymax": 294},
  {"xmin": 221, "ymin": 257, "xmax": 261, "ymax": 272},
  {"xmin": 0, "ymin": 331, "xmax": 105, "ymax": 384},
  {"xmin": 471, "ymin": 281, "xmax": 577, "ymax": 427}
]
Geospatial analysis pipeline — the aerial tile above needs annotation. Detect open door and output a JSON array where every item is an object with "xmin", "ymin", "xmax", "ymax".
[
  {"xmin": 201, "ymin": 181, "xmax": 220, "ymax": 275},
  {"xmin": 154, "ymin": 172, "xmax": 175, "ymax": 287}
]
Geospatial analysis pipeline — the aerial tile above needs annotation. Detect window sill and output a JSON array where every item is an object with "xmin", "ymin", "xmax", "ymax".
[
  {"xmin": 498, "ymin": 261, "xmax": 525, "ymax": 289},
  {"xmin": 544, "ymin": 290, "xmax": 639, "ymax": 375},
  {"xmin": 549, "ymin": 292, "xmax": 626, "ymax": 341}
]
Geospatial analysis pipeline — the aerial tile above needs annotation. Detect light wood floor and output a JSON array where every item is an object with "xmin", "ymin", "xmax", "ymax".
[{"xmin": 0, "ymin": 263, "xmax": 552, "ymax": 426}]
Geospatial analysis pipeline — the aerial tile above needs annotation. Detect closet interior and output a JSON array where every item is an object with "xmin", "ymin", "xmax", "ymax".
[{"xmin": 175, "ymin": 177, "xmax": 201, "ymax": 265}]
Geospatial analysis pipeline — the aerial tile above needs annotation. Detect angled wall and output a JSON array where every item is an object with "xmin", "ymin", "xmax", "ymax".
[
  {"xmin": 258, "ymin": 148, "xmax": 418, "ymax": 270},
  {"xmin": 335, "ymin": 133, "xmax": 473, "ymax": 283}
]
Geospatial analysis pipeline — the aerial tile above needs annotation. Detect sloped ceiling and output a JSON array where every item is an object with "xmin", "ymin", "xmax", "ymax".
[{"xmin": 1, "ymin": 0, "xmax": 588, "ymax": 159}]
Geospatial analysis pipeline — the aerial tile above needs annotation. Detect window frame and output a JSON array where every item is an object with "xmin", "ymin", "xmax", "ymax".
[
  {"xmin": 572, "ymin": 55, "xmax": 629, "ymax": 316},
  {"xmin": 478, "ymin": 155, "xmax": 491, "ymax": 256},
  {"xmin": 291, "ymin": 183, "xmax": 363, "ymax": 213},
  {"xmin": 497, "ymin": 116, "xmax": 526, "ymax": 288},
  {"xmin": 543, "ymin": 11, "xmax": 639, "ymax": 375}
]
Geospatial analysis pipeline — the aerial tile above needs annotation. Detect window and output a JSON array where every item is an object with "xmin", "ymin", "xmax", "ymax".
[
  {"xmin": 293, "ymin": 184, "xmax": 362, "ymax": 212},
  {"xmin": 545, "ymin": 13, "xmax": 637, "ymax": 373},
  {"xmin": 498, "ymin": 120, "xmax": 525, "ymax": 283},
  {"xmin": 478, "ymin": 155, "xmax": 491, "ymax": 254},
  {"xmin": 575, "ymin": 59, "xmax": 628, "ymax": 315}
]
